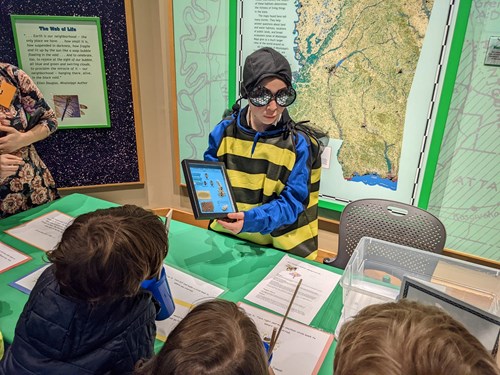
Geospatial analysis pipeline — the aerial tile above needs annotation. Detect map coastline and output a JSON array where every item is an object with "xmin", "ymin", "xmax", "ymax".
[{"xmin": 289, "ymin": 0, "xmax": 434, "ymax": 191}]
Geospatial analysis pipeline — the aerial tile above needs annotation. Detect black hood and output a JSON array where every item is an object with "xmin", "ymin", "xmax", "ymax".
[{"xmin": 241, "ymin": 47, "xmax": 292, "ymax": 98}]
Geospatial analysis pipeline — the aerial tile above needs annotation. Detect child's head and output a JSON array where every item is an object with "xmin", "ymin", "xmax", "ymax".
[
  {"xmin": 241, "ymin": 47, "xmax": 293, "ymax": 97},
  {"xmin": 135, "ymin": 299, "xmax": 269, "ymax": 375},
  {"xmin": 47, "ymin": 205, "xmax": 168, "ymax": 302},
  {"xmin": 334, "ymin": 299, "xmax": 500, "ymax": 375}
]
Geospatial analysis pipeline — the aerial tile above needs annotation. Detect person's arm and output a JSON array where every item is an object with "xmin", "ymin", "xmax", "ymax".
[
  {"xmin": 0, "ymin": 154, "xmax": 24, "ymax": 180},
  {"xmin": 242, "ymin": 133, "xmax": 311, "ymax": 234},
  {"xmin": 204, "ymin": 116, "xmax": 311, "ymax": 235},
  {"xmin": 0, "ymin": 67, "xmax": 57, "ymax": 154},
  {"xmin": 204, "ymin": 117, "xmax": 233, "ymax": 162},
  {"xmin": 204, "ymin": 131, "xmax": 220, "ymax": 161},
  {"xmin": 0, "ymin": 122, "xmax": 50, "ymax": 154}
]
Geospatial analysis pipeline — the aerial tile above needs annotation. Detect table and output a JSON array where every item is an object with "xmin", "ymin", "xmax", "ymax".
[{"xmin": 0, "ymin": 194, "xmax": 344, "ymax": 374}]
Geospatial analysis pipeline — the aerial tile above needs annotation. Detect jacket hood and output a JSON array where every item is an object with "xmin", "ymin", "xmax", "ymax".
[
  {"xmin": 241, "ymin": 47, "xmax": 292, "ymax": 98},
  {"xmin": 22, "ymin": 266, "xmax": 154, "ymax": 360}
]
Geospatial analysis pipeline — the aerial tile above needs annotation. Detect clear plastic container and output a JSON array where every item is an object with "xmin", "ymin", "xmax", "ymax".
[{"xmin": 339, "ymin": 237, "xmax": 500, "ymax": 324}]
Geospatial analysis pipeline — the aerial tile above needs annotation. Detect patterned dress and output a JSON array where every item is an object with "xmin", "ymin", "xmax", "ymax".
[{"xmin": 0, "ymin": 63, "xmax": 58, "ymax": 218}]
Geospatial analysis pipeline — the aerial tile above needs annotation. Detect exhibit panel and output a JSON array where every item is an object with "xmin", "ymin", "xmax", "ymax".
[{"xmin": 0, "ymin": 0, "xmax": 144, "ymax": 187}]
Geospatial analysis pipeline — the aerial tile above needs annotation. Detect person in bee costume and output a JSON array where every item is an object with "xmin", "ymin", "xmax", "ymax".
[{"xmin": 204, "ymin": 47, "xmax": 327, "ymax": 259}]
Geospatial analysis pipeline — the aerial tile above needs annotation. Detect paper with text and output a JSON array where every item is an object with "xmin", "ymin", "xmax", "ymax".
[
  {"xmin": 240, "ymin": 302, "xmax": 333, "ymax": 375},
  {"xmin": 0, "ymin": 242, "xmax": 31, "ymax": 273},
  {"xmin": 245, "ymin": 255, "xmax": 341, "ymax": 325},
  {"xmin": 155, "ymin": 264, "xmax": 226, "ymax": 340},
  {"xmin": 5, "ymin": 211, "xmax": 74, "ymax": 251},
  {"xmin": 9, "ymin": 264, "xmax": 51, "ymax": 294}
]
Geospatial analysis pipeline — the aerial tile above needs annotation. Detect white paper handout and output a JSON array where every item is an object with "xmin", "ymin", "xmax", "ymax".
[
  {"xmin": 9, "ymin": 264, "xmax": 51, "ymax": 294},
  {"xmin": 0, "ymin": 242, "xmax": 31, "ymax": 273},
  {"xmin": 155, "ymin": 264, "xmax": 226, "ymax": 340},
  {"xmin": 5, "ymin": 210, "xmax": 74, "ymax": 251},
  {"xmin": 245, "ymin": 255, "xmax": 341, "ymax": 325},
  {"xmin": 240, "ymin": 302, "xmax": 333, "ymax": 375}
]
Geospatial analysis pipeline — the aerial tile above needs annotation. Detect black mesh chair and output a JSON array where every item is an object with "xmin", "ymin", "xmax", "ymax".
[{"xmin": 323, "ymin": 199, "xmax": 446, "ymax": 270}]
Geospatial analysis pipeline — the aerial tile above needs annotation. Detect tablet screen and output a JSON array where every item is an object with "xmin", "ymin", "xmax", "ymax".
[
  {"xmin": 399, "ymin": 276, "xmax": 500, "ymax": 355},
  {"xmin": 181, "ymin": 159, "xmax": 238, "ymax": 219}
]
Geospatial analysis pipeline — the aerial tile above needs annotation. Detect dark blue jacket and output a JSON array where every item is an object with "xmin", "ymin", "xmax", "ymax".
[{"xmin": 0, "ymin": 266, "xmax": 157, "ymax": 375}]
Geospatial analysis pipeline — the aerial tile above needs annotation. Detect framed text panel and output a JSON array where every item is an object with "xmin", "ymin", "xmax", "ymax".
[
  {"xmin": 11, "ymin": 15, "xmax": 111, "ymax": 129},
  {"xmin": 0, "ymin": 0, "xmax": 144, "ymax": 187}
]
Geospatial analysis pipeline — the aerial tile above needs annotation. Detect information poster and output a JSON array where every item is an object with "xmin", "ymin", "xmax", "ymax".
[
  {"xmin": 427, "ymin": 2, "xmax": 500, "ymax": 262},
  {"xmin": 237, "ymin": 0, "xmax": 454, "ymax": 206},
  {"xmin": 484, "ymin": 36, "xmax": 500, "ymax": 66},
  {"xmin": 11, "ymin": 15, "xmax": 110, "ymax": 129},
  {"xmin": 171, "ymin": 1, "xmax": 460, "ymax": 207}
]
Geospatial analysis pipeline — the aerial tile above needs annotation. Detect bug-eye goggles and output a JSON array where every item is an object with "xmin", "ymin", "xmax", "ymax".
[{"xmin": 247, "ymin": 86, "xmax": 296, "ymax": 107}]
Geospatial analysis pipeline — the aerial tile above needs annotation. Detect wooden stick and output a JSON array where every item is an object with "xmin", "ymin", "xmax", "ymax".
[
  {"xmin": 268, "ymin": 278, "xmax": 303, "ymax": 359},
  {"xmin": 269, "ymin": 327, "xmax": 277, "ymax": 350}
]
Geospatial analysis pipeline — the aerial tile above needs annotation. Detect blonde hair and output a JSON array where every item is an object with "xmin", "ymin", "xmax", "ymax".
[{"xmin": 334, "ymin": 299, "xmax": 500, "ymax": 375}]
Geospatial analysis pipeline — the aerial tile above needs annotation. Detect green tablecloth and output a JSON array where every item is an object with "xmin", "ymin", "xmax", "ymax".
[{"xmin": 0, "ymin": 194, "xmax": 343, "ymax": 374}]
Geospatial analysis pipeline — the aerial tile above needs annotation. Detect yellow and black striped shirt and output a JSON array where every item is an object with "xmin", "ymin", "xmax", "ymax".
[{"xmin": 205, "ymin": 108, "xmax": 322, "ymax": 258}]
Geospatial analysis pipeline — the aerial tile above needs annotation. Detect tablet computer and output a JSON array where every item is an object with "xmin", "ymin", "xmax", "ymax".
[
  {"xmin": 399, "ymin": 276, "xmax": 500, "ymax": 355},
  {"xmin": 181, "ymin": 159, "xmax": 238, "ymax": 220}
]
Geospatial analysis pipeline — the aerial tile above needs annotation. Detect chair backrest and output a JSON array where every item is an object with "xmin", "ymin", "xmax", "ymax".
[{"xmin": 324, "ymin": 199, "xmax": 446, "ymax": 270}]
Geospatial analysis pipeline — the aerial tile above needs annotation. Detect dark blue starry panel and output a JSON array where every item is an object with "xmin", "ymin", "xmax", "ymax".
[{"xmin": 0, "ymin": 0, "xmax": 140, "ymax": 187}]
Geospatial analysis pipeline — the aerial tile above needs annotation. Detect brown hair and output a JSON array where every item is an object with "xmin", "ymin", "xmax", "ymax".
[
  {"xmin": 134, "ymin": 299, "xmax": 269, "ymax": 375},
  {"xmin": 334, "ymin": 299, "xmax": 500, "ymax": 375},
  {"xmin": 47, "ymin": 205, "xmax": 168, "ymax": 302}
]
